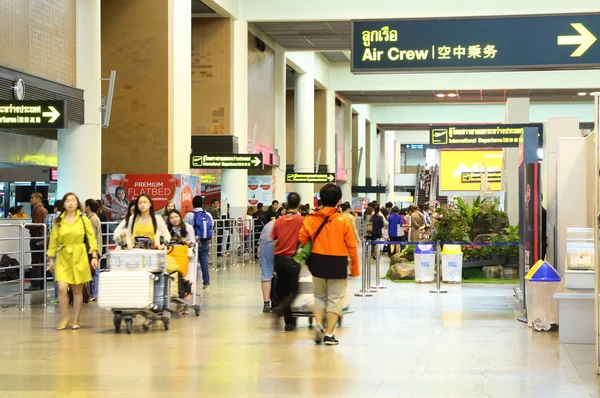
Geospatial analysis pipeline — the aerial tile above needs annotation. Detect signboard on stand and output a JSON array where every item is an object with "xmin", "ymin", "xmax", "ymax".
[
  {"xmin": 190, "ymin": 154, "xmax": 263, "ymax": 170},
  {"xmin": 352, "ymin": 15, "xmax": 600, "ymax": 73},
  {"xmin": 0, "ymin": 100, "xmax": 67, "ymax": 129},
  {"xmin": 439, "ymin": 150, "xmax": 503, "ymax": 192}
]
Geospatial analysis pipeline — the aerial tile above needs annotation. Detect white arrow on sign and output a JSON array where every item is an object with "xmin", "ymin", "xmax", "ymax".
[
  {"xmin": 42, "ymin": 106, "xmax": 61, "ymax": 123},
  {"xmin": 558, "ymin": 23, "xmax": 597, "ymax": 57},
  {"xmin": 327, "ymin": 174, "xmax": 334, "ymax": 182},
  {"xmin": 251, "ymin": 156, "xmax": 261, "ymax": 167}
]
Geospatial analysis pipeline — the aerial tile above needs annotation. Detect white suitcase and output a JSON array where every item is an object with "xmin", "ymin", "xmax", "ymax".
[
  {"xmin": 98, "ymin": 272, "xmax": 155, "ymax": 309},
  {"xmin": 108, "ymin": 249, "xmax": 166, "ymax": 272}
]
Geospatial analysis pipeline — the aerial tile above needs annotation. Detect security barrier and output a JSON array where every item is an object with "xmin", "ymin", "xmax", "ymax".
[
  {"xmin": 356, "ymin": 240, "xmax": 520, "ymax": 297},
  {"xmin": 0, "ymin": 222, "xmax": 47, "ymax": 308},
  {"xmin": 209, "ymin": 218, "xmax": 256, "ymax": 270}
]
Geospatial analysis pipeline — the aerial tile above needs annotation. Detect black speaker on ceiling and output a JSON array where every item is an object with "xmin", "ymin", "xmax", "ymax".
[
  {"xmin": 255, "ymin": 38, "xmax": 266, "ymax": 52},
  {"xmin": 335, "ymin": 98, "xmax": 342, "ymax": 107}
]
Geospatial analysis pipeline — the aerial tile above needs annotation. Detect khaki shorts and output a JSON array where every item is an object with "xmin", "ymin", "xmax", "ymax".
[{"xmin": 312, "ymin": 277, "xmax": 348, "ymax": 317}]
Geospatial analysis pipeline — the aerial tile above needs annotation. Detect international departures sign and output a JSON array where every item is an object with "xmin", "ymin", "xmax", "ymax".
[
  {"xmin": 0, "ymin": 100, "xmax": 66, "ymax": 129},
  {"xmin": 352, "ymin": 14, "xmax": 600, "ymax": 72},
  {"xmin": 285, "ymin": 173, "xmax": 336, "ymax": 184},
  {"xmin": 429, "ymin": 124, "xmax": 543, "ymax": 149},
  {"xmin": 190, "ymin": 154, "xmax": 263, "ymax": 170}
]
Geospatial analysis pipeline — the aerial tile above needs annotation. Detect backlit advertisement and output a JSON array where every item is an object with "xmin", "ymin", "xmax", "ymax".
[
  {"xmin": 248, "ymin": 176, "xmax": 273, "ymax": 207},
  {"xmin": 101, "ymin": 174, "xmax": 201, "ymax": 222},
  {"xmin": 439, "ymin": 150, "xmax": 503, "ymax": 192}
]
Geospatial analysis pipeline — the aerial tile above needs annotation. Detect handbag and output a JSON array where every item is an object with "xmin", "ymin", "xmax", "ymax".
[
  {"xmin": 68, "ymin": 282, "xmax": 91, "ymax": 305},
  {"xmin": 298, "ymin": 216, "xmax": 330, "ymax": 271},
  {"xmin": 80, "ymin": 216, "xmax": 96, "ymax": 276}
]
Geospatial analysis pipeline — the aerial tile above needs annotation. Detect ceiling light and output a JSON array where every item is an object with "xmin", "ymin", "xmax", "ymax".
[
  {"xmin": 436, "ymin": 93, "xmax": 445, "ymax": 98},
  {"xmin": 591, "ymin": 92, "xmax": 600, "ymax": 96},
  {"xmin": 577, "ymin": 92, "xmax": 587, "ymax": 96},
  {"xmin": 447, "ymin": 93, "xmax": 457, "ymax": 98}
]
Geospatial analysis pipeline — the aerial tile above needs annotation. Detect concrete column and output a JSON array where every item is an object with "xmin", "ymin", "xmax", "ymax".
[
  {"xmin": 221, "ymin": 19, "xmax": 248, "ymax": 218},
  {"xmin": 340, "ymin": 101, "xmax": 353, "ymax": 200},
  {"xmin": 366, "ymin": 120, "xmax": 377, "ymax": 201},
  {"xmin": 292, "ymin": 69, "xmax": 315, "ymax": 204},
  {"xmin": 325, "ymin": 89, "xmax": 336, "ymax": 172},
  {"xmin": 168, "ymin": 0, "xmax": 191, "ymax": 174},
  {"xmin": 503, "ymin": 98, "xmax": 530, "ymax": 225},
  {"xmin": 544, "ymin": 116, "xmax": 580, "ymax": 267},
  {"xmin": 58, "ymin": 0, "xmax": 101, "ymax": 200},
  {"xmin": 385, "ymin": 132, "xmax": 395, "ymax": 203},
  {"xmin": 272, "ymin": 49, "xmax": 286, "ymax": 200}
]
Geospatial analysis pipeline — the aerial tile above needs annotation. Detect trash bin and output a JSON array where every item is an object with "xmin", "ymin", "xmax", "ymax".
[
  {"xmin": 525, "ymin": 260, "xmax": 560, "ymax": 331},
  {"xmin": 441, "ymin": 244, "xmax": 463, "ymax": 283},
  {"xmin": 414, "ymin": 244, "xmax": 436, "ymax": 282}
]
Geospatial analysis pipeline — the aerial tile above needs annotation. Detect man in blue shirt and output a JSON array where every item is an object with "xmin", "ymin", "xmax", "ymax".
[{"xmin": 184, "ymin": 196, "xmax": 214, "ymax": 289}]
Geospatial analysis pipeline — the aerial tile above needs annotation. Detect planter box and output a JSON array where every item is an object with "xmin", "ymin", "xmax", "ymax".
[{"xmin": 463, "ymin": 258, "xmax": 506, "ymax": 268}]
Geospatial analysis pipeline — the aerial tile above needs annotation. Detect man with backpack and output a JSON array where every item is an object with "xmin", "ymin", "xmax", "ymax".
[{"xmin": 184, "ymin": 196, "xmax": 214, "ymax": 289}]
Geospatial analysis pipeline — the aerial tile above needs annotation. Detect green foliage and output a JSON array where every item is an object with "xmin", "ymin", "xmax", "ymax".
[
  {"xmin": 431, "ymin": 203, "xmax": 469, "ymax": 243},
  {"xmin": 401, "ymin": 245, "xmax": 415, "ymax": 257}
]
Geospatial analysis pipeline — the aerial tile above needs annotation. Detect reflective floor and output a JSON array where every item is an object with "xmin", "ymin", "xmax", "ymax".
[{"xmin": 0, "ymin": 259, "xmax": 598, "ymax": 397}]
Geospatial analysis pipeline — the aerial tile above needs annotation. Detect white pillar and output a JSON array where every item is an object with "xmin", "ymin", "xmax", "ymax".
[
  {"xmin": 58, "ymin": 0, "xmax": 101, "ymax": 200},
  {"xmin": 325, "ymin": 89, "xmax": 336, "ymax": 172},
  {"xmin": 273, "ymin": 49, "xmax": 286, "ymax": 200},
  {"xmin": 168, "ymin": 0, "xmax": 191, "ymax": 174},
  {"xmin": 503, "ymin": 98, "xmax": 530, "ymax": 225},
  {"xmin": 367, "ymin": 120, "xmax": 377, "ymax": 201},
  {"xmin": 356, "ymin": 113, "xmax": 366, "ymax": 186},
  {"xmin": 292, "ymin": 69, "xmax": 315, "ymax": 204},
  {"xmin": 385, "ymin": 132, "xmax": 395, "ymax": 203},
  {"xmin": 221, "ymin": 19, "xmax": 248, "ymax": 218},
  {"xmin": 340, "ymin": 101, "xmax": 353, "ymax": 200}
]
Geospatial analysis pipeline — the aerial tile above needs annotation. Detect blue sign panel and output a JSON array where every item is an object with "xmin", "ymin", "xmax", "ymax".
[{"xmin": 352, "ymin": 14, "xmax": 600, "ymax": 73}]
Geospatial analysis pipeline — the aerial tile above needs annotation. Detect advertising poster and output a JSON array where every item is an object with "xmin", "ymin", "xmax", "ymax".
[
  {"xmin": 247, "ymin": 176, "xmax": 273, "ymax": 207},
  {"xmin": 519, "ymin": 162, "xmax": 541, "ymax": 275},
  {"xmin": 101, "ymin": 174, "xmax": 201, "ymax": 221},
  {"xmin": 439, "ymin": 149, "xmax": 503, "ymax": 192},
  {"xmin": 204, "ymin": 185, "xmax": 221, "ymax": 208}
]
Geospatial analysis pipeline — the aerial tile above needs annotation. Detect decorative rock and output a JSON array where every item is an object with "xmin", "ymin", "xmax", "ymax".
[
  {"xmin": 389, "ymin": 263, "xmax": 415, "ymax": 280},
  {"xmin": 390, "ymin": 253, "xmax": 407, "ymax": 265},
  {"xmin": 502, "ymin": 267, "xmax": 518, "ymax": 279},
  {"xmin": 482, "ymin": 265, "xmax": 503, "ymax": 279}
]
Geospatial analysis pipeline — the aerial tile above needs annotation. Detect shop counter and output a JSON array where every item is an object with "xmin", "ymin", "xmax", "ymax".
[{"xmin": 553, "ymin": 280, "xmax": 594, "ymax": 344}]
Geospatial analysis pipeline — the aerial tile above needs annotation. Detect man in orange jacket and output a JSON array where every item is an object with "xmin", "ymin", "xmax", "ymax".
[{"xmin": 299, "ymin": 183, "xmax": 359, "ymax": 346}]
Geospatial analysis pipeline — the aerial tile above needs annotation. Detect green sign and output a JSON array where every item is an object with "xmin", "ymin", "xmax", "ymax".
[
  {"xmin": 429, "ymin": 124, "xmax": 543, "ymax": 148},
  {"xmin": 0, "ymin": 100, "xmax": 66, "ymax": 129},
  {"xmin": 461, "ymin": 171, "xmax": 502, "ymax": 183},
  {"xmin": 190, "ymin": 154, "xmax": 263, "ymax": 170},
  {"xmin": 286, "ymin": 173, "xmax": 335, "ymax": 184}
]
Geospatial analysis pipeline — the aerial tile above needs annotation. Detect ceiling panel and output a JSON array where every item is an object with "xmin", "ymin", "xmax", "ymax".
[
  {"xmin": 337, "ymin": 89, "xmax": 599, "ymax": 104},
  {"xmin": 254, "ymin": 21, "xmax": 351, "ymax": 50}
]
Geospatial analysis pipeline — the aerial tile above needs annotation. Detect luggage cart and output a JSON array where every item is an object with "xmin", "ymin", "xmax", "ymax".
[
  {"xmin": 99, "ymin": 247, "xmax": 173, "ymax": 334},
  {"xmin": 290, "ymin": 267, "xmax": 350, "ymax": 328},
  {"xmin": 170, "ymin": 240, "xmax": 201, "ymax": 317}
]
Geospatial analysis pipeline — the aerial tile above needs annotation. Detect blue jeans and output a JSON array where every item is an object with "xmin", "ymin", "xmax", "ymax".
[
  {"xmin": 198, "ymin": 239, "xmax": 210, "ymax": 286},
  {"xmin": 90, "ymin": 268, "xmax": 99, "ymax": 298}
]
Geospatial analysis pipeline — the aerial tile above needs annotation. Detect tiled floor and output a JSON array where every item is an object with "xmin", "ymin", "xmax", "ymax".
[{"xmin": 0, "ymin": 259, "xmax": 598, "ymax": 397}]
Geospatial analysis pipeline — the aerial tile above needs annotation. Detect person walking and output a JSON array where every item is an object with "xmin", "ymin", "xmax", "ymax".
[
  {"xmin": 299, "ymin": 184, "xmax": 359, "ymax": 345},
  {"xmin": 387, "ymin": 206, "xmax": 403, "ymax": 256},
  {"xmin": 84, "ymin": 199, "xmax": 103, "ymax": 301},
  {"xmin": 407, "ymin": 204, "xmax": 425, "ymax": 242},
  {"xmin": 26, "ymin": 192, "xmax": 49, "ymax": 290},
  {"xmin": 44, "ymin": 200, "xmax": 62, "ymax": 302},
  {"xmin": 271, "ymin": 193, "xmax": 303, "ymax": 331},
  {"xmin": 125, "ymin": 193, "xmax": 171, "ymax": 248},
  {"xmin": 184, "ymin": 196, "xmax": 214, "ymax": 289},
  {"xmin": 258, "ymin": 218, "xmax": 276, "ymax": 313},
  {"xmin": 47, "ymin": 193, "xmax": 99, "ymax": 330}
]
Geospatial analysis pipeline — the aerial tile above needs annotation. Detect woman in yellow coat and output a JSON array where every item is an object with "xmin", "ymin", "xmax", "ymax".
[{"xmin": 47, "ymin": 193, "xmax": 99, "ymax": 330}]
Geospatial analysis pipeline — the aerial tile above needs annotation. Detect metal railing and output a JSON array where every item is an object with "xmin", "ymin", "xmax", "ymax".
[
  {"xmin": 209, "ymin": 218, "xmax": 256, "ymax": 270},
  {"xmin": 0, "ymin": 222, "xmax": 47, "ymax": 309},
  {"xmin": 355, "ymin": 240, "xmax": 520, "ymax": 298}
]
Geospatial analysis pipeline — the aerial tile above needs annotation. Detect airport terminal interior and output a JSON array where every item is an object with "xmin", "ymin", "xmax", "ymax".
[{"xmin": 1, "ymin": 0, "xmax": 600, "ymax": 396}]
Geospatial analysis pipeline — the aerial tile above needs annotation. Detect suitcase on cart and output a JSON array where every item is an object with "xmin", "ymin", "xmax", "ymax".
[
  {"xmin": 98, "ymin": 271, "xmax": 155, "ymax": 309},
  {"xmin": 108, "ymin": 249, "xmax": 166, "ymax": 272}
]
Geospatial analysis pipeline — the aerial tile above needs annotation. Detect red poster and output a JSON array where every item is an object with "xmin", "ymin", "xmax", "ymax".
[
  {"xmin": 121, "ymin": 174, "xmax": 177, "ymax": 212},
  {"xmin": 205, "ymin": 185, "xmax": 221, "ymax": 206},
  {"xmin": 180, "ymin": 185, "xmax": 193, "ymax": 218}
]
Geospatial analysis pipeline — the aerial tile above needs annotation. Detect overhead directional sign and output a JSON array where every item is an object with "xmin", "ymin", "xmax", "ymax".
[
  {"xmin": 429, "ymin": 123, "xmax": 543, "ymax": 149},
  {"xmin": 190, "ymin": 154, "xmax": 263, "ymax": 170},
  {"xmin": 352, "ymin": 14, "xmax": 600, "ymax": 73},
  {"xmin": 461, "ymin": 171, "xmax": 502, "ymax": 183},
  {"xmin": 286, "ymin": 173, "xmax": 335, "ymax": 184},
  {"xmin": 0, "ymin": 100, "xmax": 66, "ymax": 129}
]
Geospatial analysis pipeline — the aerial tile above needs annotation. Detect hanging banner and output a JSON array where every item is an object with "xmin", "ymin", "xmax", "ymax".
[
  {"xmin": 440, "ymin": 150, "xmax": 503, "ymax": 192},
  {"xmin": 101, "ymin": 174, "xmax": 201, "ymax": 221},
  {"xmin": 247, "ymin": 176, "xmax": 273, "ymax": 207}
]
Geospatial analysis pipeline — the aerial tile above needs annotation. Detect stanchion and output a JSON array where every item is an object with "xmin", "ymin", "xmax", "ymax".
[
  {"xmin": 374, "ymin": 241, "xmax": 386, "ymax": 290},
  {"xmin": 355, "ymin": 240, "xmax": 373, "ymax": 297},
  {"xmin": 366, "ymin": 243, "xmax": 378, "ymax": 293},
  {"xmin": 429, "ymin": 241, "xmax": 447, "ymax": 294}
]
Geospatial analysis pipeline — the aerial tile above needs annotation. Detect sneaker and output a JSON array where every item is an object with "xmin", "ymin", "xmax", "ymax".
[
  {"xmin": 314, "ymin": 323, "xmax": 325, "ymax": 344},
  {"xmin": 323, "ymin": 335, "xmax": 339, "ymax": 346},
  {"xmin": 203, "ymin": 285, "xmax": 210, "ymax": 290},
  {"xmin": 262, "ymin": 304, "xmax": 272, "ymax": 313}
]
